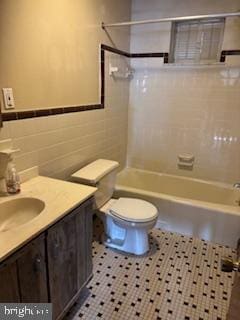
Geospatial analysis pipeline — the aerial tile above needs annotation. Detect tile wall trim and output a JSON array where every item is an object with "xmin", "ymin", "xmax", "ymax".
[
  {"xmin": 2, "ymin": 45, "xmax": 239, "ymax": 122},
  {"xmin": 8, "ymin": 45, "xmax": 240, "ymax": 121},
  {"xmin": 2, "ymin": 44, "xmax": 170, "ymax": 122},
  {"xmin": 2, "ymin": 104, "xmax": 104, "ymax": 121},
  {"xmin": 220, "ymin": 50, "xmax": 240, "ymax": 62},
  {"xmin": 101, "ymin": 44, "xmax": 169, "ymax": 62},
  {"xmin": 130, "ymin": 52, "xmax": 169, "ymax": 63},
  {"xmin": 101, "ymin": 44, "xmax": 130, "ymax": 58}
]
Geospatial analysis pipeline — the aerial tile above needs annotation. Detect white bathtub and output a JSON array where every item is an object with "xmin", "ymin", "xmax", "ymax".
[{"xmin": 114, "ymin": 168, "xmax": 240, "ymax": 248}]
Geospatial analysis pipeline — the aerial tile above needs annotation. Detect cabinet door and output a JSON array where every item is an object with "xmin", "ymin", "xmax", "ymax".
[
  {"xmin": 0, "ymin": 234, "xmax": 47, "ymax": 303},
  {"xmin": 17, "ymin": 234, "xmax": 48, "ymax": 302},
  {"xmin": 47, "ymin": 209, "xmax": 79, "ymax": 319},
  {"xmin": 47, "ymin": 199, "xmax": 94, "ymax": 320},
  {"xmin": 85, "ymin": 200, "xmax": 93, "ymax": 280},
  {"xmin": 0, "ymin": 261, "xmax": 20, "ymax": 303},
  {"xmin": 76, "ymin": 199, "xmax": 93, "ymax": 289}
]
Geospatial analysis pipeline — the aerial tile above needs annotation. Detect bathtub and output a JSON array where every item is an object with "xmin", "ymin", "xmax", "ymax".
[{"xmin": 114, "ymin": 168, "xmax": 240, "ymax": 248}]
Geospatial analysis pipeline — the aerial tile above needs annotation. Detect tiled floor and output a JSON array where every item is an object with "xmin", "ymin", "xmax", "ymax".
[{"xmin": 65, "ymin": 220, "xmax": 236, "ymax": 320}]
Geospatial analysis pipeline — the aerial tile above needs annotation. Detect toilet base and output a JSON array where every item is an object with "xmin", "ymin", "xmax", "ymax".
[
  {"xmin": 103, "ymin": 227, "xmax": 150, "ymax": 255},
  {"xmin": 97, "ymin": 200, "xmax": 157, "ymax": 256}
]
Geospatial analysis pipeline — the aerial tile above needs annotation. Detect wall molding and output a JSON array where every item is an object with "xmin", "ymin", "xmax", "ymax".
[
  {"xmin": 101, "ymin": 44, "xmax": 169, "ymax": 62},
  {"xmin": 220, "ymin": 50, "xmax": 240, "ymax": 62},
  {"xmin": 101, "ymin": 44, "xmax": 130, "ymax": 58},
  {"xmin": 5, "ymin": 45, "xmax": 240, "ymax": 122},
  {"xmin": 2, "ymin": 104, "xmax": 103, "ymax": 121},
  {"xmin": 2, "ymin": 44, "xmax": 169, "ymax": 122}
]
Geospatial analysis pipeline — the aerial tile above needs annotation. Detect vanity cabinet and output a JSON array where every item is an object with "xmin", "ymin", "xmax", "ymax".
[
  {"xmin": 47, "ymin": 199, "xmax": 93, "ymax": 319},
  {"xmin": 0, "ymin": 234, "xmax": 48, "ymax": 303},
  {"xmin": 16, "ymin": 234, "xmax": 48, "ymax": 303},
  {"xmin": 0, "ymin": 260, "xmax": 20, "ymax": 303},
  {"xmin": 0, "ymin": 197, "xmax": 93, "ymax": 320}
]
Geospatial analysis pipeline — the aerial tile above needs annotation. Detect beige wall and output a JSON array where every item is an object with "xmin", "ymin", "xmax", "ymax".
[
  {"xmin": 0, "ymin": 1, "xmax": 130, "ymax": 178},
  {"xmin": 0, "ymin": 52, "xmax": 130, "ymax": 179},
  {"xmin": 128, "ymin": 0, "xmax": 240, "ymax": 183},
  {"xmin": 0, "ymin": 0, "xmax": 130, "ymax": 110}
]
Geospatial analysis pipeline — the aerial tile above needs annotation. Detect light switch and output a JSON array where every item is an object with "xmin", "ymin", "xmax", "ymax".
[{"xmin": 2, "ymin": 88, "xmax": 15, "ymax": 109}]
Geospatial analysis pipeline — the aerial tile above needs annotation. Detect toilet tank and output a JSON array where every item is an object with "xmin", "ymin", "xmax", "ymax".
[{"xmin": 71, "ymin": 159, "xmax": 120, "ymax": 208}]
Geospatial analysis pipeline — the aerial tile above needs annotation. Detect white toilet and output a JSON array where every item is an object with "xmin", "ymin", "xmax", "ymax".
[{"xmin": 71, "ymin": 159, "xmax": 158, "ymax": 255}]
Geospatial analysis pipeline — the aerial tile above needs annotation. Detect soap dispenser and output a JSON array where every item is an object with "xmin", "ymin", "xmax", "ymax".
[
  {"xmin": 0, "ymin": 139, "xmax": 20, "ymax": 195},
  {"xmin": 5, "ymin": 162, "xmax": 21, "ymax": 194}
]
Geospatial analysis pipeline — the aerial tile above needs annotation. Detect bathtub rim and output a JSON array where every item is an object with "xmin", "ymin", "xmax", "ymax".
[
  {"xmin": 116, "ymin": 167, "xmax": 240, "ymax": 216},
  {"xmin": 118, "ymin": 167, "xmax": 235, "ymax": 190}
]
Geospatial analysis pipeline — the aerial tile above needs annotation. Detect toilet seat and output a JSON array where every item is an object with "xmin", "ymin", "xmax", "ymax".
[{"xmin": 109, "ymin": 198, "xmax": 158, "ymax": 223}]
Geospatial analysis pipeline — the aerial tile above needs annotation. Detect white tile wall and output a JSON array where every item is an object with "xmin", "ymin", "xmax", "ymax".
[
  {"xmin": 127, "ymin": 60, "xmax": 240, "ymax": 183},
  {"xmin": 127, "ymin": 0, "xmax": 240, "ymax": 184},
  {"xmin": 0, "ymin": 52, "xmax": 129, "ymax": 180}
]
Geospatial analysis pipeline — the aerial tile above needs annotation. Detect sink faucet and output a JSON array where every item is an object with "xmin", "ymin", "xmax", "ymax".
[{"xmin": 233, "ymin": 182, "xmax": 240, "ymax": 188}]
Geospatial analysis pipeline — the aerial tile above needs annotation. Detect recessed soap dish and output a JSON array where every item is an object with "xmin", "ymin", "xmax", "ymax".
[
  {"xmin": 178, "ymin": 154, "xmax": 194, "ymax": 170},
  {"xmin": 178, "ymin": 154, "xmax": 194, "ymax": 162}
]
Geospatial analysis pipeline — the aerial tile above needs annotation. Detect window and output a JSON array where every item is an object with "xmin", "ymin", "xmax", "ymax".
[{"xmin": 170, "ymin": 18, "xmax": 225, "ymax": 63}]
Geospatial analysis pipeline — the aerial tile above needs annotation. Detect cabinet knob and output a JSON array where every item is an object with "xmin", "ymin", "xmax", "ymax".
[
  {"xmin": 52, "ymin": 240, "xmax": 60, "ymax": 259},
  {"xmin": 34, "ymin": 256, "xmax": 42, "ymax": 272},
  {"xmin": 36, "ymin": 257, "xmax": 41, "ymax": 264}
]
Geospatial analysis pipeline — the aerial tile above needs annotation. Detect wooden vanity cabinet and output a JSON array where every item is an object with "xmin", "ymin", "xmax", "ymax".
[
  {"xmin": 17, "ymin": 234, "xmax": 48, "ymax": 303},
  {"xmin": 0, "ymin": 234, "xmax": 48, "ymax": 303},
  {"xmin": 0, "ymin": 259, "xmax": 20, "ymax": 303},
  {"xmin": 47, "ymin": 198, "xmax": 93, "ymax": 319},
  {"xmin": 0, "ymin": 197, "xmax": 93, "ymax": 320}
]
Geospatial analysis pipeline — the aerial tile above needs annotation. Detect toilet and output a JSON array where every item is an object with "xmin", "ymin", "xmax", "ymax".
[{"xmin": 71, "ymin": 159, "xmax": 158, "ymax": 255}]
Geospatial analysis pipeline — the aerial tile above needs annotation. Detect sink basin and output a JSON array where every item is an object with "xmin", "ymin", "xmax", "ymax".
[{"xmin": 0, "ymin": 197, "xmax": 45, "ymax": 232}]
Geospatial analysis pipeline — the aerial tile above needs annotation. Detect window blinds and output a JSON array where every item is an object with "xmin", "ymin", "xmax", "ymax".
[{"xmin": 173, "ymin": 18, "xmax": 225, "ymax": 63}]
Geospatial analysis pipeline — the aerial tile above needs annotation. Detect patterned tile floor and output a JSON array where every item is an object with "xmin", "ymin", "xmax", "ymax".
[{"xmin": 65, "ymin": 220, "xmax": 236, "ymax": 320}]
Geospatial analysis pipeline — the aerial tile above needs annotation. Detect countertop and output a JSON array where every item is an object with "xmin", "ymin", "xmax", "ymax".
[{"xmin": 0, "ymin": 176, "xmax": 97, "ymax": 262}]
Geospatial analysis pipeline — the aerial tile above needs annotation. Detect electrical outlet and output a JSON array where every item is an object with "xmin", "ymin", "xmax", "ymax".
[{"xmin": 2, "ymin": 88, "xmax": 15, "ymax": 109}]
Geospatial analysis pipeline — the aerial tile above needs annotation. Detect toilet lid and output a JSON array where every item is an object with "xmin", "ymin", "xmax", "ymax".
[{"xmin": 109, "ymin": 198, "xmax": 158, "ymax": 222}]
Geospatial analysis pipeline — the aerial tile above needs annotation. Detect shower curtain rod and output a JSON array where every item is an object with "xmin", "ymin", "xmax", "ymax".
[{"xmin": 102, "ymin": 12, "xmax": 240, "ymax": 28}]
